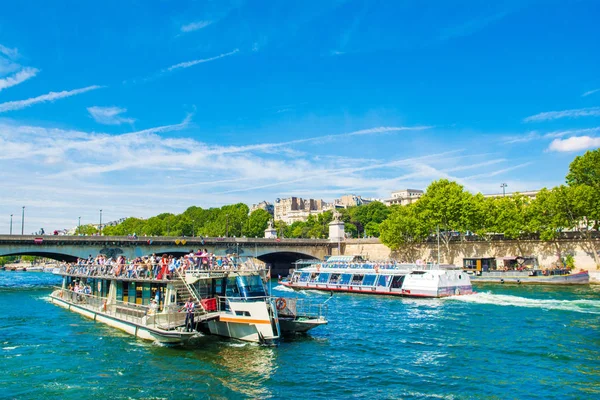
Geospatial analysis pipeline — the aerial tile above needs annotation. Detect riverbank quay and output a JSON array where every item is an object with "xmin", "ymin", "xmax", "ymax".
[
  {"xmin": 339, "ymin": 237, "xmax": 600, "ymax": 273},
  {"xmin": 2, "ymin": 271, "xmax": 600, "ymax": 399}
]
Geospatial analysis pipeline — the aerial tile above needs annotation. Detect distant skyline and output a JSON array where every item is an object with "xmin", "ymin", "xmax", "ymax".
[{"xmin": 0, "ymin": 0, "xmax": 599, "ymax": 232}]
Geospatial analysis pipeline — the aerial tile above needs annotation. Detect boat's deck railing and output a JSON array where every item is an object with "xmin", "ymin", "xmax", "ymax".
[
  {"xmin": 296, "ymin": 262, "xmax": 457, "ymax": 274},
  {"xmin": 54, "ymin": 259, "xmax": 266, "ymax": 281},
  {"xmin": 274, "ymin": 296, "xmax": 328, "ymax": 320},
  {"xmin": 50, "ymin": 287, "xmax": 210, "ymax": 331}
]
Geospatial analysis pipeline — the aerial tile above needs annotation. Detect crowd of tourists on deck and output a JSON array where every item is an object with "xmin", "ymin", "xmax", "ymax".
[{"xmin": 60, "ymin": 250, "xmax": 250, "ymax": 279}]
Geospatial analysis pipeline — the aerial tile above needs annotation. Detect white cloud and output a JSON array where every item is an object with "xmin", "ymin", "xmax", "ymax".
[
  {"xmin": 0, "ymin": 85, "xmax": 103, "ymax": 113},
  {"xmin": 165, "ymin": 49, "xmax": 239, "ymax": 72},
  {"xmin": 87, "ymin": 106, "xmax": 135, "ymax": 125},
  {"xmin": 582, "ymin": 88, "xmax": 600, "ymax": 97},
  {"xmin": 181, "ymin": 20, "xmax": 212, "ymax": 32},
  {"xmin": 524, "ymin": 107, "xmax": 600, "ymax": 122},
  {"xmin": 543, "ymin": 127, "xmax": 600, "ymax": 138},
  {"xmin": 502, "ymin": 131, "xmax": 540, "ymax": 144},
  {"xmin": 547, "ymin": 136, "xmax": 600, "ymax": 152},
  {"xmin": 0, "ymin": 44, "xmax": 19, "ymax": 59},
  {"xmin": 0, "ymin": 67, "xmax": 38, "ymax": 92}
]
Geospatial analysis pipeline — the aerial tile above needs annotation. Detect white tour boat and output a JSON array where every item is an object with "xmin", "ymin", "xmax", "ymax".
[
  {"xmin": 281, "ymin": 255, "xmax": 473, "ymax": 298},
  {"xmin": 49, "ymin": 258, "xmax": 285, "ymax": 344}
]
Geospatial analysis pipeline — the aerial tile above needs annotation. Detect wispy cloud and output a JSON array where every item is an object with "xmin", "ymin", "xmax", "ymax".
[
  {"xmin": 543, "ymin": 127, "xmax": 600, "ymax": 138},
  {"xmin": 0, "ymin": 85, "xmax": 103, "ymax": 113},
  {"xmin": 87, "ymin": 106, "xmax": 135, "ymax": 125},
  {"xmin": 164, "ymin": 49, "xmax": 239, "ymax": 72},
  {"xmin": 438, "ymin": 11, "xmax": 509, "ymax": 42},
  {"xmin": 548, "ymin": 136, "xmax": 600, "ymax": 152},
  {"xmin": 203, "ymin": 125, "xmax": 432, "ymax": 156},
  {"xmin": 181, "ymin": 20, "xmax": 212, "ymax": 33},
  {"xmin": 0, "ymin": 67, "xmax": 38, "ymax": 92},
  {"xmin": 502, "ymin": 131, "xmax": 540, "ymax": 144},
  {"xmin": 461, "ymin": 162, "xmax": 533, "ymax": 180},
  {"xmin": 0, "ymin": 44, "xmax": 19, "ymax": 59},
  {"xmin": 582, "ymin": 88, "xmax": 600, "ymax": 97},
  {"xmin": 524, "ymin": 107, "xmax": 600, "ymax": 122}
]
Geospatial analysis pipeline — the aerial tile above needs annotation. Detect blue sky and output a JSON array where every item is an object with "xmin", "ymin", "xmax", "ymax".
[{"xmin": 1, "ymin": 0, "xmax": 599, "ymax": 233}]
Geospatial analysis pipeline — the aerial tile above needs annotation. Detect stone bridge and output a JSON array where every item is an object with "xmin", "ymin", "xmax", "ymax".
[{"xmin": 0, "ymin": 235, "xmax": 338, "ymax": 274}]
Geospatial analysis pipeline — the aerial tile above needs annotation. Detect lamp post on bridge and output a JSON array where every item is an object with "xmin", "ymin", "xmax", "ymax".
[
  {"xmin": 78, "ymin": 216, "xmax": 81, "ymax": 235},
  {"xmin": 21, "ymin": 206, "xmax": 25, "ymax": 235},
  {"xmin": 10, "ymin": 214, "xmax": 13, "ymax": 235},
  {"xmin": 501, "ymin": 183, "xmax": 507, "ymax": 197},
  {"xmin": 99, "ymin": 209, "xmax": 102, "ymax": 235}
]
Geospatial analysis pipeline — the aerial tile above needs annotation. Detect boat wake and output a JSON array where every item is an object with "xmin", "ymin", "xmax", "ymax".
[
  {"xmin": 272, "ymin": 285, "xmax": 295, "ymax": 293},
  {"xmin": 450, "ymin": 292, "xmax": 600, "ymax": 314}
]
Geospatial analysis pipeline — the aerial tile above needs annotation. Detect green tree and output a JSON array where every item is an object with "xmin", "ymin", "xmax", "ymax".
[
  {"xmin": 415, "ymin": 179, "xmax": 472, "ymax": 261},
  {"xmin": 566, "ymin": 148, "xmax": 600, "ymax": 189},
  {"xmin": 379, "ymin": 204, "xmax": 427, "ymax": 249},
  {"xmin": 244, "ymin": 209, "xmax": 272, "ymax": 238},
  {"xmin": 495, "ymin": 193, "xmax": 533, "ymax": 255},
  {"xmin": 77, "ymin": 224, "xmax": 99, "ymax": 235},
  {"xmin": 468, "ymin": 193, "xmax": 499, "ymax": 242}
]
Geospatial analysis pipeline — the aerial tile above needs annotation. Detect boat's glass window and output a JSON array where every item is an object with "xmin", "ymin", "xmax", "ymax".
[
  {"xmin": 351, "ymin": 274, "xmax": 364, "ymax": 285},
  {"xmin": 225, "ymin": 277, "xmax": 241, "ymax": 297},
  {"xmin": 299, "ymin": 272, "xmax": 310, "ymax": 282},
  {"xmin": 310, "ymin": 273, "xmax": 319, "ymax": 282},
  {"xmin": 362, "ymin": 275, "xmax": 377, "ymax": 286},
  {"xmin": 391, "ymin": 275, "xmax": 405, "ymax": 288},
  {"xmin": 317, "ymin": 273, "xmax": 330, "ymax": 283},
  {"xmin": 339, "ymin": 274, "xmax": 352, "ymax": 285},
  {"xmin": 329, "ymin": 273, "xmax": 340, "ymax": 284},
  {"xmin": 236, "ymin": 275, "xmax": 267, "ymax": 299},
  {"xmin": 377, "ymin": 275, "xmax": 391, "ymax": 287},
  {"xmin": 122, "ymin": 281, "xmax": 129, "ymax": 302},
  {"xmin": 135, "ymin": 283, "xmax": 143, "ymax": 304}
]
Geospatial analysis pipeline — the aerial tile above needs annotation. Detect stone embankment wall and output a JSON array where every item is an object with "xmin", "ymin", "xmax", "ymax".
[{"xmin": 341, "ymin": 238, "xmax": 600, "ymax": 272}]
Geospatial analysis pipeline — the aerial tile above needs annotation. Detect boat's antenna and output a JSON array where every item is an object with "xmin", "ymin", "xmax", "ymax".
[{"xmin": 437, "ymin": 224, "xmax": 440, "ymax": 265}]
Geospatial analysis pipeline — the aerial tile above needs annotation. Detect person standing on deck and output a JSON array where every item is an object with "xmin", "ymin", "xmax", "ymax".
[
  {"xmin": 183, "ymin": 297, "xmax": 195, "ymax": 332},
  {"xmin": 157, "ymin": 254, "xmax": 169, "ymax": 280}
]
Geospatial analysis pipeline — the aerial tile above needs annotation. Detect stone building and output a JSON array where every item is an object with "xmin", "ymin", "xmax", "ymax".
[
  {"xmin": 383, "ymin": 189, "xmax": 424, "ymax": 206},
  {"xmin": 250, "ymin": 201, "xmax": 274, "ymax": 216},
  {"xmin": 274, "ymin": 197, "xmax": 331, "ymax": 224}
]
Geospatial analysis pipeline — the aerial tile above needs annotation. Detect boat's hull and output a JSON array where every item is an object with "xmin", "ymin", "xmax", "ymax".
[
  {"xmin": 49, "ymin": 295, "xmax": 196, "ymax": 344},
  {"xmin": 469, "ymin": 271, "xmax": 590, "ymax": 284},
  {"xmin": 279, "ymin": 317, "xmax": 327, "ymax": 333},
  {"xmin": 281, "ymin": 282, "xmax": 472, "ymax": 298}
]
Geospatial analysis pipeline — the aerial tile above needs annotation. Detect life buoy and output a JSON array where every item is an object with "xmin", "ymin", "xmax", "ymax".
[
  {"xmin": 316, "ymin": 265, "xmax": 321, "ymax": 272},
  {"xmin": 102, "ymin": 300, "xmax": 107, "ymax": 312},
  {"xmin": 375, "ymin": 265, "xmax": 380, "ymax": 273},
  {"xmin": 275, "ymin": 298, "xmax": 286, "ymax": 310}
]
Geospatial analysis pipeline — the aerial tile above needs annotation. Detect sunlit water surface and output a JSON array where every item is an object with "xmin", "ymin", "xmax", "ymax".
[{"xmin": 1, "ymin": 272, "xmax": 599, "ymax": 399}]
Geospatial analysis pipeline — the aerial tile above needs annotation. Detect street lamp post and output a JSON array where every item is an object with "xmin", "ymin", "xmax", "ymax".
[
  {"xmin": 78, "ymin": 216, "xmax": 81, "ymax": 234},
  {"xmin": 99, "ymin": 209, "xmax": 103, "ymax": 235},
  {"xmin": 501, "ymin": 183, "xmax": 507, "ymax": 197},
  {"xmin": 10, "ymin": 214, "xmax": 13, "ymax": 235},
  {"xmin": 21, "ymin": 206, "xmax": 25, "ymax": 235}
]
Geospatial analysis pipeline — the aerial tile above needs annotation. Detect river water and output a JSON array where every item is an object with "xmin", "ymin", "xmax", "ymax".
[{"xmin": 1, "ymin": 271, "xmax": 599, "ymax": 399}]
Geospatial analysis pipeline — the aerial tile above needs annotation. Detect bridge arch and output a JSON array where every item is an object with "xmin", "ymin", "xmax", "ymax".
[{"xmin": 257, "ymin": 251, "xmax": 319, "ymax": 276}]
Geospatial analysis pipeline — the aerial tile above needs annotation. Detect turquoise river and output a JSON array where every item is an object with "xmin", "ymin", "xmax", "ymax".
[{"xmin": 1, "ymin": 271, "xmax": 599, "ymax": 399}]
